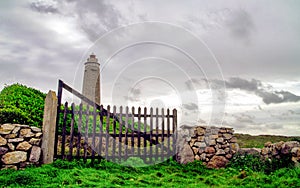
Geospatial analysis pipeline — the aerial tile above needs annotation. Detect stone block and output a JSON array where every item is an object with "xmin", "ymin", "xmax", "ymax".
[
  {"xmin": 216, "ymin": 149, "xmax": 225, "ymax": 156},
  {"xmin": 205, "ymin": 147, "xmax": 215, "ymax": 154},
  {"xmin": 12, "ymin": 126, "xmax": 21, "ymax": 134},
  {"xmin": 195, "ymin": 155, "xmax": 200, "ymax": 160},
  {"xmin": 197, "ymin": 136, "xmax": 204, "ymax": 142},
  {"xmin": 207, "ymin": 156, "xmax": 229, "ymax": 169},
  {"xmin": 216, "ymin": 138, "xmax": 224, "ymax": 143},
  {"xmin": 0, "ymin": 147, "xmax": 8, "ymax": 155},
  {"xmin": 35, "ymin": 133, "xmax": 43, "ymax": 137},
  {"xmin": 29, "ymin": 138, "xmax": 41, "ymax": 146},
  {"xmin": 20, "ymin": 128, "xmax": 34, "ymax": 137},
  {"xmin": 0, "ymin": 124, "xmax": 15, "ymax": 134},
  {"xmin": 192, "ymin": 147, "xmax": 199, "ymax": 154},
  {"xmin": 230, "ymin": 143, "xmax": 239, "ymax": 153},
  {"xmin": 30, "ymin": 126, "xmax": 41, "ymax": 132},
  {"xmin": 8, "ymin": 138, "xmax": 24, "ymax": 143},
  {"xmin": 281, "ymin": 141, "xmax": 300, "ymax": 155},
  {"xmin": 194, "ymin": 142, "xmax": 206, "ymax": 148},
  {"xmin": 2, "ymin": 165, "xmax": 17, "ymax": 170},
  {"xmin": 225, "ymin": 154, "xmax": 232, "ymax": 159},
  {"xmin": 4, "ymin": 134, "xmax": 17, "ymax": 139},
  {"xmin": 208, "ymin": 139, "xmax": 216, "ymax": 146},
  {"xmin": 229, "ymin": 137, "xmax": 237, "ymax": 143},
  {"xmin": 200, "ymin": 153, "xmax": 206, "ymax": 160},
  {"xmin": 195, "ymin": 127, "xmax": 206, "ymax": 136},
  {"xmin": 223, "ymin": 134, "xmax": 233, "ymax": 140},
  {"xmin": 177, "ymin": 143, "xmax": 194, "ymax": 164},
  {"xmin": 29, "ymin": 146, "xmax": 41, "ymax": 163},
  {"xmin": 7, "ymin": 143, "xmax": 15, "ymax": 151},
  {"xmin": 0, "ymin": 136, "xmax": 7, "ymax": 146},
  {"xmin": 275, "ymin": 141, "xmax": 285, "ymax": 150},
  {"xmin": 16, "ymin": 141, "xmax": 32, "ymax": 151},
  {"xmin": 291, "ymin": 147, "xmax": 300, "ymax": 157},
  {"xmin": 1, "ymin": 151, "xmax": 27, "ymax": 164},
  {"xmin": 264, "ymin": 141, "xmax": 272, "ymax": 147},
  {"xmin": 261, "ymin": 148, "xmax": 269, "ymax": 155}
]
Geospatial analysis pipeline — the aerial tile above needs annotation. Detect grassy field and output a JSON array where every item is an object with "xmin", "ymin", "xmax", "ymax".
[
  {"xmin": 235, "ymin": 133, "xmax": 300, "ymax": 148},
  {"xmin": 0, "ymin": 157, "xmax": 299, "ymax": 187}
]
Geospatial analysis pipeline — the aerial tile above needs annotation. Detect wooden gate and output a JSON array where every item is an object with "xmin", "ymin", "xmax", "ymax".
[{"xmin": 54, "ymin": 80, "xmax": 177, "ymax": 164}]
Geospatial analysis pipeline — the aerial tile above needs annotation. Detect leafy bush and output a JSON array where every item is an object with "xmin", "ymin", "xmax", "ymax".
[
  {"xmin": 228, "ymin": 153, "xmax": 295, "ymax": 174},
  {"xmin": 0, "ymin": 106, "xmax": 32, "ymax": 125},
  {"xmin": 0, "ymin": 83, "xmax": 46, "ymax": 127}
]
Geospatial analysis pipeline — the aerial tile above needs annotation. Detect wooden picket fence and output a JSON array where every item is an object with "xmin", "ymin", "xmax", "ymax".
[{"xmin": 54, "ymin": 80, "xmax": 177, "ymax": 164}]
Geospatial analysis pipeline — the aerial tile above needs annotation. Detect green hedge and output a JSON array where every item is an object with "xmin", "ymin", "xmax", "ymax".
[{"xmin": 0, "ymin": 83, "xmax": 46, "ymax": 127}]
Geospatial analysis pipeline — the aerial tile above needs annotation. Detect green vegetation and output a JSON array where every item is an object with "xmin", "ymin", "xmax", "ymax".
[
  {"xmin": 0, "ymin": 158, "xmax": 299, "ymax": 187},
  {"xmin": 0, "ymin": 84, "xmax": 46, "ymax": 128},
  {"xmin": 235, "ymin": 133, "xmax": 300, "ymax": 148}
]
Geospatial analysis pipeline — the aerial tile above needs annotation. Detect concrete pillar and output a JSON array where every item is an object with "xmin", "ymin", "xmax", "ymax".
[
  {"xmin": 82, "ymin": 54, "xmax": 101, "ymax": 105},
  {"xmin": 41, "ymin": 90, "xmax": 57, "ymax": 164}
]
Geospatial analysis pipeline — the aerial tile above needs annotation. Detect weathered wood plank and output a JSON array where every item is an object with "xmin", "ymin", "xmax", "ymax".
[
  {"xmin": 83, "ymin": 105, "xmax": 90, "ymax": 162},
  {"xmin": 105, "ymin": 105, "xmax": 110, "ymax": 159},
  {"xmin": 112, "ymin": 106, "xmax": 117, "ymax": 162},
  {"xmin": 68, "ymin": 103, "xmax": 75, "ymax": 160},
  {"xmin": 61, "ymin": 102, "xmax": 68, "ymax": 159},
  {"xmin": 137, "ymin": 107, "xmax": 141, "ymax": 156},
  {"xmin": 76, "ymin": 103, "xmax": 83, "ymax": 158}
]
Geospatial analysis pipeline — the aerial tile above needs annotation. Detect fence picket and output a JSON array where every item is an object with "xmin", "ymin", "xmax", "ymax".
[
  {"xmin": 76, "ymin": 103, "xmax": 83, "ymax": 158},
  {"xmin": 167, "ymin": 108, "xmax": 170, "ymax": 158},
  {"xmin": 83, "ymin": 105, "xmax": 90, "ymax": 162},
  {"xmin": 143, "ymin": 107, "xmax": 147, "ymax": 160},
  {"xmin": 137, "ymin": 107, "xmax": 141, "ymax": 157},
  {"xmin": 131, "ymin": 107, "xmax": 135, "ymax": 156},
  {"xmin": 105, "ymin": 105, "xmax": 110, "ymax": 159},
  {"xmin": 118, "ymin": 106, "xmax": 123, "ymax": 161},
  {"xmin": 161, "ymin": 108, "xmax": 165, "ymax": 161},
  {"xmin": 150, "ymin": 107, "xmax": 153, "ymax": 163},
  {"xmin": 112, "ymin": 106, "xmax": 117, "ymax": 162},
  {"xmin": 91, "ymin": 105, "xmax": 97, "ymax": 163},
  {"xmin": 125, "ymin": 106, "xmax": 129, "ymax": 160},
  {"xmin": 155, "ymin": 108, "xmax": 159, "ymax": 161},
  {"xmin": 99, "ymin": 105, "xmax": 104, "ymax": 158},
  {"xmin": 68, "ymin": 103, "xmax": 75, "ymax": 161},
  {"xmin": 61, "ymin": 102, "xmax": 68, "ymax": 159}
]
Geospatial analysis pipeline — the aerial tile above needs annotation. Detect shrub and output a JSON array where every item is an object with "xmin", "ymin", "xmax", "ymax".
[
  {"xmin": 228, "ymin": 153, "xmax": 295, "ymax": 174},
  {"xmin": 0, "ymin": 106, "xmax": 33, "ymax": 125},
  {"xmin": 0, "ymin": 83, "xmax": 46, "ymax": 127}
]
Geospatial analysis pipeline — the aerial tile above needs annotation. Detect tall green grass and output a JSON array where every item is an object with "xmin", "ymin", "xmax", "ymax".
[{"xmin": 0, "ymin": 157, "xmax": 299, "ymax": 187}]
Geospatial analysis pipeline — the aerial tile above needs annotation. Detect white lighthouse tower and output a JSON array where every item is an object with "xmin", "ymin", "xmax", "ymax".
[{"xmin": 82, "ymin": 53, "xmax": 101, "ymax": 105}]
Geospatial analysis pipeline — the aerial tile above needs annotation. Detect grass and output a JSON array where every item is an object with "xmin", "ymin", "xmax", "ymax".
[
  {"xmin": 235, "ymin": 133, "xmax": 300, "ymax": 148},
  {"xmin": 0, "ymin": 158, "xmax": 299, "ymax": 187}
]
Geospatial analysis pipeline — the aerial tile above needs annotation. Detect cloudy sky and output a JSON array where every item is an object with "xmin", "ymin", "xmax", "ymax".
[{"xmin": 1, "ymin": 0, "xmax": 300, "ymax": 136}]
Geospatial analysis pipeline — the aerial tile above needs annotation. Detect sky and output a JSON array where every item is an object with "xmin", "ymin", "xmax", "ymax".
[{"xmin": 1, "ymin": 0, "xmax": 300, "ymax": 136}]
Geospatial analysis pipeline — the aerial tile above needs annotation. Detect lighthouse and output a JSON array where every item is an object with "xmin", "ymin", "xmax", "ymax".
[{"xmin": 82, "ymin": 53, "xmax": 101, "ymax": 105}]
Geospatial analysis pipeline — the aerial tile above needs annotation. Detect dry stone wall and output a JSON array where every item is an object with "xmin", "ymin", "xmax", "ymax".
[
  {"xmin": 0, "ymin": 123, "xmax": 42, "ymax": 170},
  {"xmin": 177, "ymin": 126, "xmax": 239, "ymax": 168},
  {"xmin": 239, "ymin": 141, "xmax": 300, "ymax": 166}
]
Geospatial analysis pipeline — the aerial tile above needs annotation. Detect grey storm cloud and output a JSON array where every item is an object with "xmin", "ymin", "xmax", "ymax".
[
  {"xmin": 224, "ymin": 77, "xmax": 300, "ymax": 105},
  {"xmin": 232, "ymin": 113, "xmax": 255, "ymax": 124},
  {"xmin": 185, "ymin": 78, "xmax": 209, "ymax": 91},
  {"xmin": 64, "ymin": 0, "xmax": 122, "ymax": 42},
  {"xmin": 130, "ymin": 88, "xmax": 141, "ymax": 96},
  {"xmin": 226, "ymin": 9, "xmax": 255, "ymax": 40},
  {"xmin": 30, "ymin": 1, "xmax": 59, "ymax": 14},
  {"xmin": 28, "ymin": 0, "xmax": 122, "ymax": 42},
  {"xmin": 182, "ymin": 103, "xmax": 198, "ymax": 111}
]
